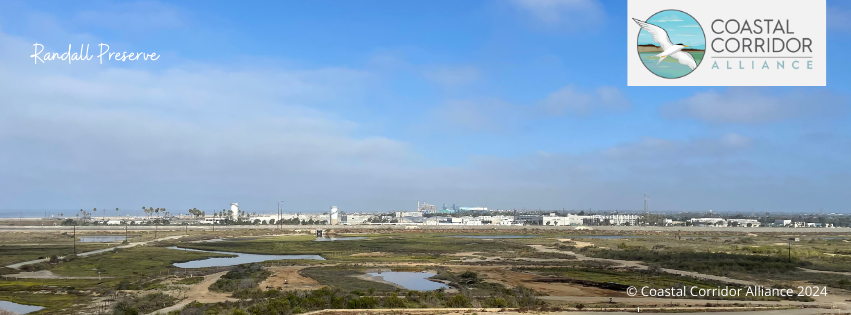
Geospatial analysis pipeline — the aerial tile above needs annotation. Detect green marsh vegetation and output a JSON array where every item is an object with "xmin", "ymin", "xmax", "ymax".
[
  {"xmin": 570, "ymin": 235, "xmax": 851, "ymax": 291},
  {"xmin": 48, "ymin": 246, "xmax": 232, "ymax": 278},
  {"xmin": 178, "ymin": 233, "xmax": 543, "ymax": 262},
  {"xmin": 171, "ymin": 269, "xmax": 541, "ymax": 315}
]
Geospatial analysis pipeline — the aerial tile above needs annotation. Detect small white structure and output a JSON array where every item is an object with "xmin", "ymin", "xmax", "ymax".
[
  {"xmin": 231, "ymin": 203, "xmax": 239, "ymax": 212},
  {"xmin": 200, "ymin": 217, "xmax": 227, "ymax": 224},
  {"xmin": 727, "ymin": 219, "xmax": 761, "ymax": 227},
  {"xmin": 690, "ymin": 218, "xmax": 727, "ymax": 226},
  {"xmin": 330, "ymin": 206, "xmax": 339, "ymax": 225},
  {"xmin": 775, "ymin": 219, "xmax": 792, "ymax": 227}
]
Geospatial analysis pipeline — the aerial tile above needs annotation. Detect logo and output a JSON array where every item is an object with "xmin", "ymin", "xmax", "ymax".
[
  {"xmin": 633, "ymin": 10, "xmax": 706, "ymax": 79},
  {"xmin": 627, "ymin": 0, "xmax": 826, "ymax": 86}
]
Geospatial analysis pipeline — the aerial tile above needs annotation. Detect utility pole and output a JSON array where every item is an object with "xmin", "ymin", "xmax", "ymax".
[
  {"xmin": 644, "ymin": 193, "xmax": 649, "ymax": 225},
  {"xmin": 73, "ymin": 225, "xmax": 77, "ymax": 254},
  {"xmin": 788, "ymin": 238, "xmax": 792, "ymax": 262}
]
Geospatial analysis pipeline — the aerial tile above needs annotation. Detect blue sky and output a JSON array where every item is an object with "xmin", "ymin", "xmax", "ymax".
[
  {"xmin": 638, "ymin": 10, "xmax": 705, "ymax": 48},
  {"xmin": 0, "ymin": 0, "xmax": 849, "ymax": 215}
]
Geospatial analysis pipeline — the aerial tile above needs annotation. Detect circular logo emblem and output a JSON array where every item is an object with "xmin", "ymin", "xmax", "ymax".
[{"xmin": 633, "ymin": 10, "xmax": 705, "ymax": 79}]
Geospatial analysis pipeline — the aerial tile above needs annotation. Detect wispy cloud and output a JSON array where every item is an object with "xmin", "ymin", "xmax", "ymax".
[
  {"xmin": 660, "ymin": 88, "xmax": 848, "ymax": 124},
  {"xmin": 828, "ymin": 5, "xmax": 851, "ymax": 32},
  {"xmin": 541, "ymin": 85, "xmax": 630, "ymax": 116},
  {"xmin": 652, "ymin": 15, "xmax": 683, "ymax": 22},
  {"xmin": 75, "ymin": 0, "xmax": 184, "ymax": 31},
  {"xmin": 423, "ymin": 65, "xmax": 480, "ymax": 88},
  {"xmin": 510, "ymin": 0, "xmax": 605, "ymax": 31}
]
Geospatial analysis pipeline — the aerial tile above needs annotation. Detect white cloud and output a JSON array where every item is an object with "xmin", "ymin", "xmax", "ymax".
[
  {"xmin": 652, "ymin": 15, "xmax": 683, "ymax": 22},
  {"xmin": 541, "ymin": 85, "xmax": 630, "ymax": 116},
  {"xmin": 510, "ymin": 0, "xmax": 605, "ymax": 30},
  {"xmin": 660, "ymin": 88, "xmax": 847, "ymax": 124},
  {"xmin": 828, "ymin": 6, "xmax": 851, "ymax": 32},
  {"xmin": 430, "ymin": 98, "xmax": 529, "ymax": 132},
  {"xmin": 429, "ymin": 85, "xmax": 629, "ymax": 133},
  {"xmin": 423, "ymin": 65, "xmax": 480, "ymax": 88}
]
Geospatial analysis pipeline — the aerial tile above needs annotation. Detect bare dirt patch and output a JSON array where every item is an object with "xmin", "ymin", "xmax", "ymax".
[
  {"xmin": 558, "ymin": 238, "xmax": 594, "ymax": 248},
  {"xmin": 260, "ymin": 266, "xmax": 325, "ymax": 290}
]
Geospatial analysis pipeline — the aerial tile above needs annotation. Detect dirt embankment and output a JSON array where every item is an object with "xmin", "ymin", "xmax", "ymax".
[
  {"xmin": 446, "ymin": 265, "xmax": 624, "ymax": 297},
  {"xmin": 260, "ymin": 266, "xmax": 325, "ymax": 291}
]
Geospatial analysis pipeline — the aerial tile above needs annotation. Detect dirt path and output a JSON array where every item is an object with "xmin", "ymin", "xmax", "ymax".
[
  {"xmin": 1, "ymin": 270, "xmax": 113, "ymax": 279},
  {"xmin": 146, "ymin": 271, "xmax": 236, "ymax": 315},
  {"xmin": 5, "ymin": 235, "xmax": 188, "ymax": 269},
  {"xmin": 260, "ymin": 266, "xmax": 325, "ymax": 291},
  {"xmin": 799, "ymin": 267, "xmax": 851, "ymax": 276}
]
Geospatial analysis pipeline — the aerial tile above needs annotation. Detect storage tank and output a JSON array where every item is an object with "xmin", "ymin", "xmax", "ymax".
[{"xmin": 330, "ymin": 206, "xmax": 339, "ymax": 225}]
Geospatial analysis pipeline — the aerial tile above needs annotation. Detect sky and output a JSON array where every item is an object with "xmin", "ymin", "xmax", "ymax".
[
  {"xmin": 0, "ymin": 0, "xmax": 849, "ymax": 215},
  {"xmin": 637, "ymin": 10, "xmax": 705, "ymax": 48}
]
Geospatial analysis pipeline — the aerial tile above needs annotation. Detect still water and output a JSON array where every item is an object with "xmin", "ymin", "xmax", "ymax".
[
  {"xmin": 0, "ymin": 300, "xmax": 44, "ymax": 314},
  {"xmin": 366, "ymin": 272, "xmax": 447, "ymax": 291},
  {"xmin": 168, "ymin": 247, "xmax": 324, "ymax": 268}
]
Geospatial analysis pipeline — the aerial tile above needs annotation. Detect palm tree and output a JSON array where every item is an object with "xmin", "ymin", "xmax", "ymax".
[
  {"xmin": 115, "ymin": 208, "xmax": 119, "ymax": 219},
  {"xmin": 93, "ymin": 208, "xmax": 97, "ymax": 221}
]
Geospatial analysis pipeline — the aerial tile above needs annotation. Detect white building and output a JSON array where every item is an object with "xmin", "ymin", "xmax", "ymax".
[
  {"xmin": 230, "ymin": 203, "xmax": 239, "ymax": 212},
  {"xmin": 727, "ymin": 219, "xmax": 761, "ymax": 227},
  {"xmin": 775, "ymin": 219, "xmax": 792, "ymax": 227},
  {"xmin": 690, "ymin": 218, "xmax": 727, "ymax": 226},
  {"xmin": 200, "ymin": 217, "xmax": 227, "ymax": 224},
  {"xmin": 591, "ymin": 214, "xmax": 640, "ymax": 226},
  {"xmin": 543, "ymin": 213, "xmax": 588, "ymax": 226},
  {"xmin": 478, "ymin": 215, "xmax": 516, "ymax": 225},
  {"xmin": 396, "ymin": 211, "xmax": 423, "ymax": 218},
  {"xmin": 342, "ymin": 214, "xmax": 374, "ymax": 225}
]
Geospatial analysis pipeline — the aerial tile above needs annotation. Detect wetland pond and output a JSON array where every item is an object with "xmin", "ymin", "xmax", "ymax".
[
  {"xmin": 365, "ymin": 272, "xmax": 448, "ymax": 291},
  {"xmin": 0, "ymin": 300, "xmax": 43, "ymax": 314},
  {"xmin": 168, "ymin": 247, "xmax": 324, "ymax": 268}
]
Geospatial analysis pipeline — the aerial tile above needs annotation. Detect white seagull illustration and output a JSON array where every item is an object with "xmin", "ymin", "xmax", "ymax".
[{"xmin": 633, "ymin": 18, "xmax": 696, "ymax": 70}]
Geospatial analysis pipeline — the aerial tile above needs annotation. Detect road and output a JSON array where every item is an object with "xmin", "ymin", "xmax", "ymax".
[
  {"xmin": 4, "ymin": 235, "xmax": 187, "ymax": 269},
  {"xmin": 0, "ymin": 224, "xmax": 849, "ymax": 233},
  {"xmin": 146, "ymin": 271, "xmax": 237, "ymax": 315}
]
